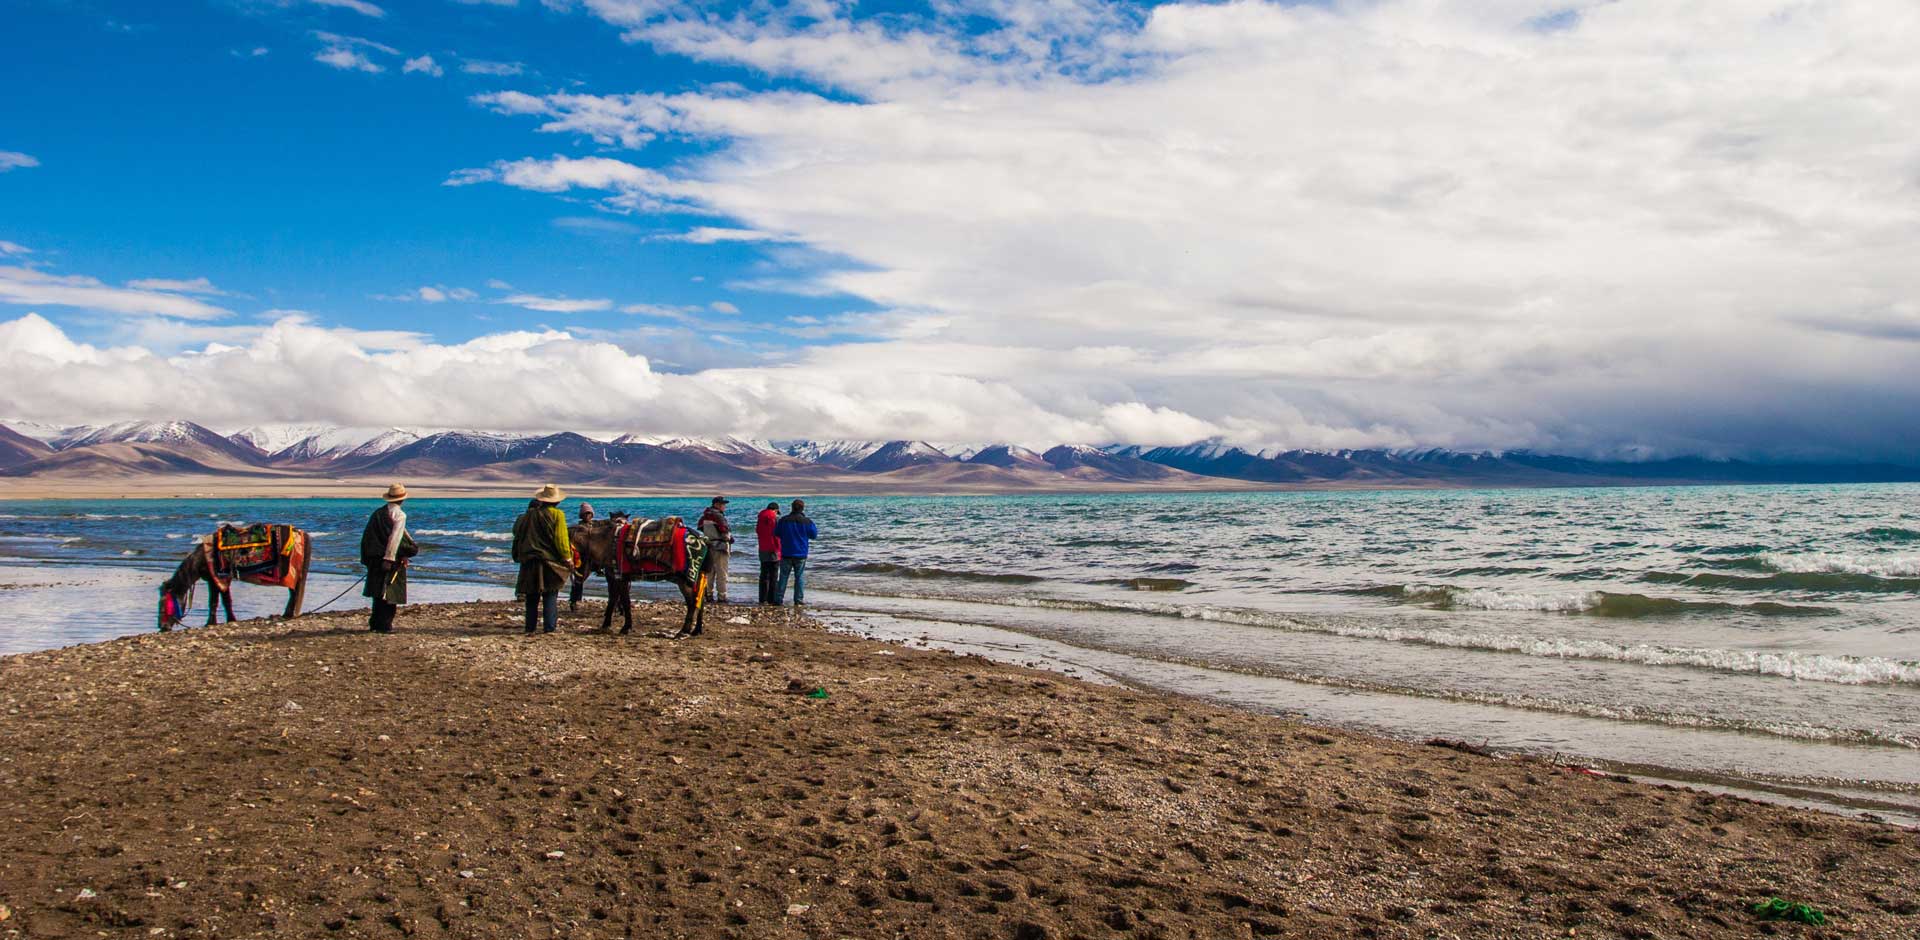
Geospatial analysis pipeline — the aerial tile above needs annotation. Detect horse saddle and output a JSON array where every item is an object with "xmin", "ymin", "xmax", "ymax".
[
  {"xmin": 206, "ymin": 523, "xmax": 304, "ymax": 587},
  {"xmin": 617, "ymin": 517, "xmax": 707, "ymax": 580}
]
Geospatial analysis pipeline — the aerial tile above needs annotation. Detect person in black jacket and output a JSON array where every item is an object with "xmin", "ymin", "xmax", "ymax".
[{"xmin": 359, "ymin": 482, "xmax": 416, "ymax": 633}]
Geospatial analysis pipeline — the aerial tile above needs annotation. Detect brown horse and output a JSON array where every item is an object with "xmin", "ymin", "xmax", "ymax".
[
  {"xmin": 570, "ymin": 518, "xmax": 716, "ymax": 638},
  {"xmin": 158, "ymin": 525, "xmax": 312, "ymax": 630}
]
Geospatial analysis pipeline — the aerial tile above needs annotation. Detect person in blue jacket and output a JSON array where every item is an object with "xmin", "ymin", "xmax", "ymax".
[{"xmin": 772, "ymin": 499, "xmax": 818, "ymax": 606}]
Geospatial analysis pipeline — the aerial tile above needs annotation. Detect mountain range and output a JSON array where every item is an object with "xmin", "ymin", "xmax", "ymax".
[{"xmin": 4, "ymin": 420, "xmax": 1919, "ymax": 492}]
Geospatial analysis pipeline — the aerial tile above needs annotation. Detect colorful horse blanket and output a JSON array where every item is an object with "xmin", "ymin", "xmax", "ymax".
[
  {"xmin": 207, "ymin": 524, "xmax": 307, "ymax": 589},
  {"xmin": 614, "ymin": 517, "xmax": 709, "ymax": 581}
]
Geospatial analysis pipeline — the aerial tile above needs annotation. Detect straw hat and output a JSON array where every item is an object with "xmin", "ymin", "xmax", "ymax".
[
  {"xmin": 532, "ymin": 483, "xmax": 566, "ymax": 503},
  {"xmin": 382, "ymin": 483, "xmax": 408, "ymax": 502}
]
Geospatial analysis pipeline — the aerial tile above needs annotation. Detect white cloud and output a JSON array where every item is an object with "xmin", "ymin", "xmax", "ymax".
[
  {"xmin": 446, "ymin": 154, "xmax": 668, "ymax": 194},
  {"xmin": 309, "ymin": 0, "xmax": 386, "ymax": 17},
  {"xmin": 461, "ymin": 59, "xmax": 525, "ymax": 76},
  {"xmin": 496, "ymin": 294, "xmax": 613, "ymax": 313},
  {"xmin": 664, "ymin": 227, "xmax": 794, "ymax": 244},
  {"xmin": 0, "ymin": 313, "xmax": 1224, "ymax": 444},
  {"xmin": 452, "ymin": 0, "xmax": 518, "ymax": 5},
  {"xmin": 403, "ymin": 55, "xmax": 445, "ymax": 76},
  {"xmin": 0, "ymin": 241, "xmax": 30, "ymax": 256},
  {"xmin": 314, "ymin": 47, "xmax": 383, "ymax": 72},
  {"xmin": 439, "ymin": 0, "xmax": 1920, "ymax": 461},
  {"xmin": 0, "ymin": 152, "xmax": 38, "ymax": 172},
  {"xmin": 125, "ymin": 277, "xmax": 226, "ymax": 296},
  {"xmin": 0, "ymin": 266, "xmax": 231, "ymax": 320},
  {"xmin": 708, "ymin": 301, "xmax": 739, "ymax": 315},
  {"xmin": 418, "ymin": 286, "xmax": 448, "ymax": 302}
]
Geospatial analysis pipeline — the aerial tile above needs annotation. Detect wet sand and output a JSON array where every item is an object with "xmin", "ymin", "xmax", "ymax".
[{"xmin": 0, "ymin": 601, "xmax": 1914, "ymax": 939}]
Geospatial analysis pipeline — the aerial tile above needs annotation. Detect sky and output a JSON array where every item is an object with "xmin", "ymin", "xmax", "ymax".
[{"xmin": 4, "ymin": 0, "xmax": 1920, "ymax": 461}]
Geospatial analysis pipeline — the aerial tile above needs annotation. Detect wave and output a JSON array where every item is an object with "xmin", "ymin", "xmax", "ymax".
[
  {"xmin": 1348, "ymin": 584, "xmax": 1836, "ymax": 618},
  {"xmin": 1760, "ymin": 552, "xmax": 1920, "ymax": 578},
  {"xmin": 1856, "ymin": 527, "xmax": 1920, "ymax": 543},
  {"xmin": 414, "ymin": 528, "xmax": 512, "ymax": 542},
  {"xmin": 1649, "ymin": 569, "xmax": 1920, "ymax": 594},
  {"xmin": 1097, "ymin": 577, "xmax": 1195, "ymax": 592},
  {"xmin": 826, "ymin": 588, "xmax": 1912, "ymax": 686},
  {"xmin": 843, "ymin": 562, "xmax": 1044, "ymax": 585}
]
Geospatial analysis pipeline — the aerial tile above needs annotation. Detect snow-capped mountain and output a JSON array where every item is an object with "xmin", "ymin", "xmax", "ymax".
[
  {"xmin": 69, "ymin": 420, "xmax": 248, "ymax": 451},
  {"xmin": 773, "ymin": 440, "xmax": 886, "ymax": 468},
  {"xmin": 1, "ymin": 420, "xmax": 97, "ymax": 449},
  {"xmin": 272, "ymin": 427, "xmax": 423, "ymax": 463},
  {"xmin": 230, "ymin": 424, "xmax": 332, "ymax": 456},
  {"xmin": 964, "ymin": 444, "xmax": 1050, "ymax": 470},
  {"xmin": 613, "ymin": 435, "xmax": 782, "ymax": 457},
  {"xmin": 849, "ymin": 441, "xmax": 956, "ymax": 473}
]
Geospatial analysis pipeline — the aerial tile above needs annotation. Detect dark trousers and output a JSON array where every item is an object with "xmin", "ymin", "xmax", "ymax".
[
  {"xmin": 367, "ymin": 563, "xmax": 397, "ymax": 632},
  {"xmin": 758, "ymin": 551, "xmax": 779, "ymax": 604},
  {"xmin": 369, "ymin": 598, "xmax": 397, "ymax": 632},
  {"xmin": 525, "ymin": 590, "xmax": 559, "ymax": 634}
]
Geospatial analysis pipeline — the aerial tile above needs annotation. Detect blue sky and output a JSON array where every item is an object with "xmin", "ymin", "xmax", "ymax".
[
  {"xmin": 3, "ymin": 0, "xmax": 874, "ymax": 367},
  {"xmin": 5, "ymin": 0, "xmax": 1920, "ymax": 460}
]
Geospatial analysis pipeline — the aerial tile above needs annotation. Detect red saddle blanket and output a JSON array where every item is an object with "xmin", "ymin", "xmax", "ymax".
[{"xmin": 616, "ymin": 518, "xmax": 688, "ymax": 578}]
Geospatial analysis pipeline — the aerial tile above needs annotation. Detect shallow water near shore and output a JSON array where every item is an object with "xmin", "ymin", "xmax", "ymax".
[{"xmin": 2, "ymin": 484, "xmax": 1917, "ymax": 823}]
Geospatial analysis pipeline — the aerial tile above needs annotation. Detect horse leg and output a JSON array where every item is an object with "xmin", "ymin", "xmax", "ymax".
[
  {"xmin": 618, "ymin": 579, "xmax": 633, "ymax": 634},
  {"xmin": 284, "ymin": 548, "xmax": 310, "ymax": 620},
  {"xmin": 221, "ymin": 585, "xmax": 236, "ymax": 624},
  {"xmin": 203, "ymin": 577, "xmax": 217, "ymax": 626}
]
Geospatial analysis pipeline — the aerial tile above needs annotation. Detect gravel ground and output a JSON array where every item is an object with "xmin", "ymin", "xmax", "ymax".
[{"xmin": 1, "ymin": 599, "xmax": 1914, "ymax": 939}]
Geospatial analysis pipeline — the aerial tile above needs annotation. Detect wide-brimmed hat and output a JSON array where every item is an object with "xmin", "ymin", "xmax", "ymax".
[
  {"xmin": 533, "ymin": 483, "xmax": 566, "ymax": 503},
  {"xmin": 382, "ymin": 483, "xmax": 408, "ymax": 502}
]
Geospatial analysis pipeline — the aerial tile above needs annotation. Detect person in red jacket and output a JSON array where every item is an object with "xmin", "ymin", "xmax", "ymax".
[{"xmin": 755, "ymin": 501, "xmax": 781, "ymax": 605}]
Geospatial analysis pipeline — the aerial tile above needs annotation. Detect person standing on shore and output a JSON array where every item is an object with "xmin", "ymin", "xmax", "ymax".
[
  {"xmin": 358, "ymin": 483, "xmax": 415, "ymax": 633},
  {"xmin": 697, "ymin": 496, "xmax": 733, "ymax": 605},
  {"xmin": 512, "ymin": 483, "xmax": 572, "ymax": 636},
  {"xmin": 568, "ymin": 502, "xmax": 597, "ymax": 611},
  {"xmin": 772, "ymin": 499, "xmax": 818, "ymax": 607},
  {"xmin": 756, "ymin": 501, "xmax": 781, "ymax": 605}
]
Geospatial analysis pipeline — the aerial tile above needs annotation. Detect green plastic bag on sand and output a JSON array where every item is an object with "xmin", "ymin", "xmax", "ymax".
[
  {"xmin": 805, "ymin": 688, "xmax": 829, "ymax": 700},
  {"xmin": 1752, "ymin": 897, "xmax": 1826, "ymax": 926}
]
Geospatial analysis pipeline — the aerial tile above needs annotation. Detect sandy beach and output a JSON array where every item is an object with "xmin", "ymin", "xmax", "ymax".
[{"xmin": 1, "ymin": 600, "xmax": 1914, "ymax": 940}]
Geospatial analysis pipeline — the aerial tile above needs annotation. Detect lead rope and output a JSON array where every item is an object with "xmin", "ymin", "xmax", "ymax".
[{"xmin": 308, "ymin": 574, "xmax": 368, "ymax": 613}]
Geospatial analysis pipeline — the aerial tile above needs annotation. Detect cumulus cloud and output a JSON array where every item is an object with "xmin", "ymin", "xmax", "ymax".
[
  {"xmin": 403, "ymin": 55, "xmax": 444, "ymax": 76},
  {"xmin": 0, "ymin": 313, "xmax": 1220, "ymax": 444},
  {"xmin": 0, "ymin": 266, "xmax": 230, "ymax": 320},
  {"xmin": 435, "ymin": 0, "xmax": 1920, "ymax": 461},
  {"xmin": 0, "ymin": 151, "xmax": 38, "ymax": 172}
]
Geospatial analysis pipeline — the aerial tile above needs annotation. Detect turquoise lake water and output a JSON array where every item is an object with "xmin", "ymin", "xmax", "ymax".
[{"xmin": 3, "ymin": 485, "xmax": 1916, "ymax": 823}]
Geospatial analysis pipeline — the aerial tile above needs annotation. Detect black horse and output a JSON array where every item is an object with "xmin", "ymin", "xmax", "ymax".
[{"xmin": 570, "ymin": 518, "xmax": 717, "ymax": 638}]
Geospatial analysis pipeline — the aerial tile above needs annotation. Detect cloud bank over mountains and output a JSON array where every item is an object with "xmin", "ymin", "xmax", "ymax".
[{"xmin": 7, "ymin": 0, "xmax": 1920, "ymax": 460}]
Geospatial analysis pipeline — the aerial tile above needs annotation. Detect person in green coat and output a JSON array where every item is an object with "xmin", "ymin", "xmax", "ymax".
[{"xmin": 512, "ymin": 483, "xmax": 573, "ymax": 635}]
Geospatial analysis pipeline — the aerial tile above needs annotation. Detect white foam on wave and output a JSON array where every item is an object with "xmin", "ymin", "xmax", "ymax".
[
  {"xmin": 415, "ymin": 528, "xmax": 512, "ymax": 542},
  {"xmin": 1760, "ymin": 552, "xmax": 1920, "ymax": 578},
  {"xmin": 1407, "ymin": 584, "xmax": 1601, "ymax": 612},
  {"xmin": 842, "ymin": 588, "xmax": 1920, "ymax": 687}
]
